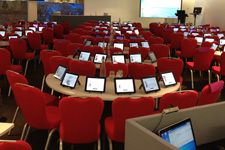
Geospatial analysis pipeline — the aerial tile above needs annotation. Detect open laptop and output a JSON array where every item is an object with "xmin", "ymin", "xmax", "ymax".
[{"xmin": 158, "ymin": 118, "xmax": 197, "ymax": 150}]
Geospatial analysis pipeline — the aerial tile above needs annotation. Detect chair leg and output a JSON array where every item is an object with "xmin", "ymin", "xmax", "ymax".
[
  {"xmin": 208, "ymin": 70, "xmax": 211, "ymax": 84},
  {"xmin": 59, "ymin": 139, "xmax": 63, "ymax": 150},
  {"xmin": 24, "ymin": 60, "xmax": 30, "ymax": 76},
  {"xmin": 216, "ymin": 74, "xmax": 220, "ymax": 82},
  {"xmin": 98, "ymin": 139, "xmax": 101, "ymax": 150},
  {"xmin": 8, "ymin": 106, "xmax": 19, "ymax": 135},
  {"xmin": 199, "ymin": 71, "xmax": 202, "ymax": 77},
  {"xmin": 108, "ymin": 138, "xmax": 113, "ymax": 150},
  {"xmin": 51, "ymin": 89, "xmax": 54, "ymax": 95},
  {"xmin": 24, "ymin": 126, "xmax": 31, "ymax": 140},
  {"xmin": 21, "ymin": 123, "xmax": 28, "ymax": 140},
  {"xmin": 7, "ymin": 86, "xmax": 11, "ymax": 97},
  {"xmin": 190, "ymin": 70, "xmax": 194, "ymax": 89},
  {"xmin": 44, "ymin": 128, "xmax": 57, "ymax": 150},
  {"xmin": 41, "ymin": 75, "xmax": 46, "ymax": 91}
]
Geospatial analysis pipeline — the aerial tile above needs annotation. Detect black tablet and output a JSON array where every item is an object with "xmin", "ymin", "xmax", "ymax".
[
  {"xmin": 111, "ymin": 54, "xmax": 126, "ymax": 64},
  {"xmin": 93, "ymin": 53, "xmax": 107, "ymax": 64},
  {"xmin": 129, "ymin": 54, "xmax": 142, "ymax": 63},
  {"xmin": 85, "ymin": 77, "xmax": 106, "ymax": 93},
  {"xmin": 141, "ymin": 76, "xmax": 160, "ymax": 93},
  {"xmin": 220, "ymin": 39, "xmax": 225, "ymax": 46},
  {"xmin": 204, "ymin": 38, "xmax": 214, "ymax": 43},
  {"xmin": 14, "ymin": 31, "xmax": 23, "ymax": 37},
  {"xmin": 161, "ymin": 72, "xmax": 177, "ymax": 87},
  {"xmin": 211, "ymin": 43, "xmax": 218, "ymax": 51},
  {"xmin": 25, "ymin": 29, "xmax": 33, "ymax": 36},
  {"xmin": 113, "ymin": 43, "xmax": 124, "ymax": 50},
  {"xmin": 149, "ymin": 51, "xmax": 157, "ymax": 63},
  {"xmin": 53, "ymin": 65, "xmax": 67, "ymax": 80},
  {"xmin": 0, "ymin": 31, "xmax": 6, "ymax": 37},
  {"xmin": 141, "ymin": 41, "xmax": 150, "ymax": 48},
  {"xmin": 84, "ymin": 40, "xmax": 92, "ymax": 46},
  {"xmin": 38, "ymin": 26, "xmax": 44, "ymax": 32},
  {"xmin": 61, "ymin": 73, "xmax": 79, "ymax": 89},
  {"xmin": 114, "ymin": 78, "xmax": 136, "ymax": 94},
  {"xmin": 29, "ymin": 26, "xmax": 36, "ymax": 32},
  {"xmin": 8, "ymin": 35, "xmax": 18, "ymax": 40},
  {"xmin": 158, "ymin": 118, "xmax": 197, "ymax": 150},
  {"xmin": 129, "ymin": 42, "xmax": 139, "ymax": 48},
  {"xmin": 78, "ymin": 51, "xmax": 91, "ymax": 61},
  {"xmin": 98, "ymin": 41, "xmax": 108, "ymax": 48}
]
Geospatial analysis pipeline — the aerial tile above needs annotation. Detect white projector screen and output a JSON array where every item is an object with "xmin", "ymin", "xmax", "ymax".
[{"xmin": 140, "ymin": 0, "xmax": 182, "ymax": 18}]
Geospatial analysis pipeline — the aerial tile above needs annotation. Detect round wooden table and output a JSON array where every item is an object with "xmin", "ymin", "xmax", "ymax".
[{"xmin": 46, "ymin": 74, "xmax": 180, "ymax": 101}]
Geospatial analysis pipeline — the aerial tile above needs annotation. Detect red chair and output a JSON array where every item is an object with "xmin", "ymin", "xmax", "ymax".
[
  {"xmin": 147, "ymin": 36, "xmax": 164, "ymax": 45},
  {"xmin": 105, "ymin": 97, "xmax": 155, "ymax": 143},
  {"xmin": 105, "ymin": 62, "xmax": 128, "ymax": 77},
  {"xmin": 53, "ymin": 39, "xmax": 71, "ymax": 56},
  {"xmin": 6, "ymin": 70, "xmax": 59, "ymax": 135},
  {"xmin": 9, "ymin": 38, "xmax": 35, "ymax": 76},
  {"xmin": 13, "ymin": 83, "xmax": 60, "ymax": 150},
  {"xmin": 169, "ymin": 32, "xmax": 184, "ymax": 51},
  {"xmin": 49, "ymin": 56, "xmax": 71, "ymax": 74},
  {"xmin": 59, "ymin": 97, "xmax": 104, "ymax": 148},
  {"xmin": 142, "ymin": 31, "xmax": 152, "ymax": 39},
  {"xmin": 176, "ymin": 38, "xmax": 198, "ymax": 60},
  {"xmin": 64, "ymin": 33, "xmax": 83, "ymax": 43},
  {"xmin": 212, "ymin": 52, "xmax": 225, "ymax": 81},
  {"xmin": 197, "ymin": 80, "xmax": 224, "ymax": 106},
  {"xmin": 186, "ymin": 48, "xmax": 214, "ymax": 89},
  {"xmin": 150, "ymin": 44, "xmax": 170, "ymax": 59},
  {"xmin": 129, "ymin": 47, "xmax": 149, "ymax": 60},
  {"xmin": 159, "ymin": 90, "xmax": 198, "ymax": 112},
  {"xmin": 128, "ymin": 63, "xmax": 155, "ymax": 79},
  {"xmin": 27, "ymin": 32, "xmax": 48, "ymax": 53},
  {"xmin": 53, "ymin": 24, "xmax": 64, "ymax": 39},
  {"xmin": 69, "ymin": 60, "xmax": 96, "ymax": 77},
  {"xmin": 0, "ymin": 48, "xmax": 22, "ymax": 76},
  {"xmin": 42, "ymin": 27, "xmax": 54, "ymax": 46},
  {"xmin": 0, "ymin": 140, "xmax": 32, "ymax": 150},
  {"xmin": 157, "ymin": 57, "xmax": 184, "ymax": 84},
  {"xmin": 66, "ymin": 43, "xmax": 83, "ymax": 56},
  {"xmin": 40, "ymin": 50, "xmax": 62, "ymax": 91},
  {"xmin": 109, "ymin": 48, "xmax": 123, "ymax": 56}
]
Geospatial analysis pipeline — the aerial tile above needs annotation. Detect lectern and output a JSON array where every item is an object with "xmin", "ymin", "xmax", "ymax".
[
  {"xmin": 175, "ymin": 10, "xmax": 188, "ymax": 24},
  {"xmin": 190, "ymin": 7, "xmax": 202, "ymax": 25}
]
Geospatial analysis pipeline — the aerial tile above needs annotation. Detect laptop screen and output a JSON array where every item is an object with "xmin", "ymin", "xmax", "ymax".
[
  {"xmin": 85, "ymin": 77, "xmax": 106, "ymax": 93},
  {"xmin": 111, "ymin": 54, "xmax": 125, "ymax": 64},
  {"xmin": 129, "ymin": 54, "xmax": 142, "ymax": 63},
  {"xmin": 78, "ymin": 51, "xmax": 91, "ymax": 61},
  {"xmin": 159, "ymin": 118, "xmax": 196, "ymax": 150},
  {"xmin": 114, "ymin": 78, "xmax": 136, "ymax": 94}
]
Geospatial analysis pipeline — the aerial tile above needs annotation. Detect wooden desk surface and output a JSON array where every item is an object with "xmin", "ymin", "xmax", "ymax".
[
  {"xmin": 0, "ymin": 123, "xmax": 14, "ymax": 137},
  {"xmin": 46, "ymin": 74, "xmax": 180, "ymax": 100}
]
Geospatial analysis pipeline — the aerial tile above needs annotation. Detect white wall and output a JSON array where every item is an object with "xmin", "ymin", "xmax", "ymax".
[
  {"xmin": 84, "ymin": 0, "xmax": 196, "ymax": 28},
  {"xmin": 28, "ymin": 1, "xmax": 37, "ymax": 22}
]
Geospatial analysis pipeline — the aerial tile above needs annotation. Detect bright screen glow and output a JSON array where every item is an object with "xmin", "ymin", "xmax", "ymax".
[{"xmin": 140, "ymin": 0, "xmax": 182, "ymax": 18}]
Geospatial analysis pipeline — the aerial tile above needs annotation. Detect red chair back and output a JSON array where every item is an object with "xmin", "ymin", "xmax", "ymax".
[
  {"xmin": 219, "ymin": 52, "xmax": 225, "ymax": 75},
  {"xmin": 147, "ymin": 36, "xmax": 164, "ymax": 45},
  {"xmin": 128, "ymin": 63, "xmax": 155, "ymax": 79},
  {"xmin": 53, "ymin": 39, "xmax": 71, "ymax": 56},
  {"xmin": 157, "ymin": 57, "xmax": 184, "ymax": 82},
  {"xmin": 150, "ymin": 44, "xmax": 170, "ymax": 59},
  {"xmin": 0, "ymin": 140, "xmax": 32, "ymax": 150},
  {"xmin": 59, "ymin": 97, "xmax": 104, "ymax": 144},
  {"xmin": 105, "ymin": 62, "xmax": 128, "ymax": 77},
  {"xmin": 112, "ymin": 97, "xmax": 155, "ymax": 142},
  {"xmin": 49, "ymin": 56, "xmax": 71, "ymax": 73},
  {"xmin": 53, "ymin": 24, "xmax": 64, "ymax": 39},
  {"xmin": 159, "ymin": 90, "xmax": 198, "ymax": 112},
  {"xmin": 170, "ymin": 32, "xmax": 184, "ymax": 49},
  {"xmin": 9, "ymin": 38, "xmax": 28, "ymax": 59},
  {"xmin": 180, "ymin": 38, "xmax": 198, "ymax": 58},
  {"xmin": 27, "ymin": 32, "xmax": 42, "ymax": 51},
  {"xmin": 0, "ymin": 48, "xmax": 12, "ymax": 75},
  {"xmin": 40, "ymin": 50, "xmax": 62, "ymax": 75},
  {"xmin": 42, "ymin": 27, "xmax": 54, "ymax": 44},
  {"xmin": 69, "ymin": 60, "xmax": 96, "ymax": 76}
]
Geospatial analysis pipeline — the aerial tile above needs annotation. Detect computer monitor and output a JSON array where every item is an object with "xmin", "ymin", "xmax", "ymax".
[{"xmin": 158, "ymin": 118, "xmax": 197, "ymax": 150}]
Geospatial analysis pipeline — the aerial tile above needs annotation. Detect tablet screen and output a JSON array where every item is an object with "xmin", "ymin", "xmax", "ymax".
[
  {"xmin": 61, "ymin": 73, "xmax": 79, "ymax": 88},
  {"xmin": 141, "ymin": 41, "xmax": 150, "ymax": 48},
  {"xmin": 211, "ymin": 43, "xmax": 218, "ymax": 51},
  {"xmin": 14, "ymin": 31, "xmax": 22, "ymax": 37},
  {"xmin": 183, "ymin": 32, "xmax": 189, "ymax": 37},
  {"xmin": 98, "ymin": 42, "xmax": 108, "ymax": 48},
  {"xmin": 53, "ymin": 65, "xmax": 67, "ymax": 80},
  {"xmin": 15, "ymin": 27, "xmax": 22, "ymax": 30},
  {"xmin": 217, "ymin": 33, "xmax": 224, "ymax": 39},
  {"xmin": 129, "ymin": 42, "xmax": 139, "ymax": 48},
  {"xmin": 126, "ymin": 30, "xmax": 133, "ymax": 34},
  {"xmin": 84, "ymin": 40, "xmax": 92, "ymax": 46},
  {"xmin": 114, "ymin": 78, "xmax": 135, "ymax": 94},
  {"xmin": 134, "ymin": 29, "xmax": 139, "ymax": 35},
  {"xmin": 29, "ymin": 27, "xmax": 36, "ymax": 32},
  {"xmin": 161, "ymin": 72, "xmax": 177, "ymax": 87},
  {"xmin": 115, "ymin": 30, "xmax": 121, "ymax": 35},
  {"xmin": 112, "ymin": 54, "xmax": 125, "ymax": 64},
  {"xmin": 78, "ymin": 51, "xmax": 90, "ymax": 61},
  {"xmin": 205, "ymin": 38, "xmax": 214, "ymax": 43},
  {"xmin": 113, "ymin": 43, "xmax": 124, "ymax": 50},
  {"xmin": 8, "ymin": 35, "xmax": 18, "ymax": 40},
  {"xmin": 194, "ymin": 37, "xmax": 203, "ymax": 45},
  {"xmin": 204, "ymin": 33, "xmax": 212, "ymax": 37},
  {"xmin": 130, "ymin": 54, "xmax": 142, "ymax": 63},
  {"xmin": 85, "ymin": 77, "xmax": 106, "ymax": 93},
  {"xmin": 220, "ymin": 39, "xmax": 225, "ymax": 46},
  {"xmin": 142, "ymin": 77, "xmax": 160, "ymax": 93},
  {"xmin": 0, "ymin": 31, "xmax": 5, "ymax": 37},
  {"xmin": 93, "ymin": 53, "xmax": 107, "ymax": 64},
  {"xmin": 38, "ymin": 27, "xmax": 44, "ymax": 32},
  {"xmin": 149, "ymin": 52, "xmax": 157, "ymax": 63},
  {"xmin": 25, "ymin": 30, "xmax": 33, "ymax": 36}
]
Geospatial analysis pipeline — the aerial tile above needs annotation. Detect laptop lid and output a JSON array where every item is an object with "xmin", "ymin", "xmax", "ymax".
[
  {"xmin": 129, "ymin": 42, "xmax": 139, "ymax": 48},
  {"xmin": 78, "ymin": 51, "xmax": 91, "ymax": 61},
  {"xmin": 53, "ymin": 65, "xmax": 67, "ymax": 80},
  {"xmin": 85, "ymin": 77, "xmax": 106, "ymax": 93},
  {"xmin": 158, "ymin": 118, "xmax": 197, "ymax": 150},
  {"xmin": 113, "ymin": 43, "xmax": 124, "ymax": 50},
  {"xmin": 114, "ymin": 78, "xmax": 136, "ymax": 94},
  {"xmin": 129, "ymin": 54, "xmax": 142, "ymax": 63},
  {"xmin": 149, "ymin": 51, "xmax": 157, "ymax": 63},
  {"xmin": 161, "ymin": 72, "xmax": 177, "ymax": 87},
  {"xmin": 141, "ymin": 76, "xmax": 160, "ymax": 93},
  {"xmin": 141, "ymin": 41, "xmax": 150, "ymax": 48},
  {"xmin": 111, "ymin": 54, "xmax": 126, "ymax": 64},
  {"xmin": 93, "ymin": 53, "xmax": 107, "ymax": 64},
  {"xmin": 61, "ymin": 73, "xmax": 79, "ymax": 89}
]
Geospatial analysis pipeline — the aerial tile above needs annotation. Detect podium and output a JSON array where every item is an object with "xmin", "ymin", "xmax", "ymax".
[
  {"xmin": 190, "ymin": 7, "xmax": 202, "ymax": 25},
  {"xmin": 175, "ymin": 10, "xmax": 188, "ymax": 24}
]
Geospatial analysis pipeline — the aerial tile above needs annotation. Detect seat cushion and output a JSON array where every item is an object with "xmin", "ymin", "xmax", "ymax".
[
  {"xmin": 105, "ymin": 117, "xmax": 116, "ymax": 141},
  {"xmin": 212, "ymin": 66, "xmax": 221, "ymax": 75},
  {"xmin": 44, "ymin": 93, "xmax": 59, "ymax": 105},
  {"xmin": 186, "ymin": 61, "xmax": 194, "ymax": 69},
  {"xmin": 175, "ymin": 51, "xmax": 181, "ymax": 57},
  {"xmin": 41, "ymin": 44, "xmax": 48, "ymax": 50},
  {"xmin": 46, "ymin": 106, "xmax": 60, "ymax": 129},
  {"xmin": 10, "ymin": 65, "xmax": 22, "ymax": 73},
  {"xmin": 25, "ymin": 52, "xmax": 35, "ymax": 60}
]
